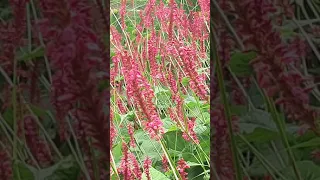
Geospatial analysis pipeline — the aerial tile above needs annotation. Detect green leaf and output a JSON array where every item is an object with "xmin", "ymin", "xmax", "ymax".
[
  {"xmin": 248, "ymin": 83, "xmax": 265, "ymax": 107},
  {"xmin": 201, "ymin": 103, "xmax": 210, "ymax": 111},
  {"xmin": 112, "ymin": 143, "xmax": 123, "ymax": 164},
  {"xmin": 194, "ymin": 124, "xmax": 208, "ymax": 135},
  {"xmin": 13, "ymin": 161, "xmax": 34, "ymax": 180},
  {"xmin": 98, "ymin": 80, "xmax": 109, "ymax": 91},
  {"xmin": 3, "ymin": 108, "xmax": 13, "ymax": 127},
  {"xmin": 187, "ymin": 161, "xmax": 207, "ymax": 167},
  {"xmin": 239, "ymin": 128, "xmax": 279, "ymax": 144},
  {"xmin": 195, "ymin": 112, "xmax": 210, "ymax": 124},
  {"xmin": 292, "ymin": 137, "xmax": 320, "ymax": 149},
  {"xmin": 167, "ymin": 124, "xmax": 179, "ymax": 132},
  {"xmin": 163, "ymin": 131, "xmax": 187, "ymax": 151},
  {"xmin": 184, "ymin": 95, "xmax": 198, "ymax": 104},
  {"xmin": 229, "ymin": 51, "xmax": 257, "ymax": 77},
  {"xmin": 29, "ymin": 104, "xmax": 48, "ymax": 118},
  {"xmin": 248, "ymin": 143, "xmax": 288, "ymax": 176},
  {"xmin": 187, "ymin": 166, "xmax": 208, "ymax": 180},
  {"xmin": 162, "ymin": 117, "xmax": 177, "ymax": 132},
  {"xmin": 282, "ymin": 161, "xmax": 320, "ymax": 180},
  {"xmin": 181, "ymin": 77, "xmax": 190, "ymax": 86},
  {"xmin": 239, "ymin": 109, "xmax": 277, "ymax": 134},
  {"xmin": 17, "ymin": 47, "xmax": 45, "ymax": 62},
  {"xmin": 184, "ymin": 95, "xmax": 204, "ymax": 117},
  {"xmin": 308, "ymin": 67, "xmax": 320, "ymax": 75},
  {"xmin": 154, "ymin": 86, "xmax": 170, "ymax": 94},
  {"xmin": 230, "ymin": 105, "xmax": 248, "ymax": 117},
  {"xmin": 280, "ymin": 28, "xmax": 296, "ymax": 39},
  {"xmin": 142, "ymin": 167, "xmax": 170, "ymax": 180},
  {"xmin": 115, "ymin": 75, "xmax": 124, "ymax": 82},
  {"xmin": 133, "ymin": 131, "xmax": 162, "ymax": 161},
  {"xmin": 26, "ymin": 156, "xmax": 80, "ymax": 180},
  {"xmin": 120, "ymin": 111, "xmax": 135, "ymax": 123},
  {"xmin": 154, "ymin": 86, "xmax": 171, "ymax": 109}
]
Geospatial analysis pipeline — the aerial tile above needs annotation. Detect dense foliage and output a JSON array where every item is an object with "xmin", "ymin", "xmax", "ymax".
[
  {"xmin": 0, "ymin": 0, "xmax": 108, "ymax": 179},
  {"xmin": 110, "ymin": 0, "xmax": 210, "ymax": 179},
  {"xmin": 212, "ymin": 0, "xmax": 320, "ymax": 180}
]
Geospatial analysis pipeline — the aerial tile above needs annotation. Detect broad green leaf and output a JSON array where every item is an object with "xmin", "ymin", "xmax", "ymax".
[
  {"xmin": 195, "ymin": 112, "xmax": 210, "ymax": 124},
  {"xmin": 238, "ymin": 128, "xmax": 279, "ymax": 144},
  {"xmin": 164, "ymin": 131, "xmax": 187, "ymax": 151},
  {"xmin": 280, "ymin": 28, "xmax": 297, "ymax": 39},
  {"xmin": 248, "ymin": 83, "xmax": 265, "ymax": 107},
  {"xmin": 112, "ymin": 143, "xmax": 123, "ymax": 164},
  {"xmin": 292, "ymin": 137, "xmax": 320, "ymax": 149},
  {"xmin": 155, "ymin": 86, "xmax": 171, "ymax": 109},
  {"xmin": 133, "ymin": 131, "xmax": 162, "ymax": 161},
  {"xmin": 13, "ymin": 161, "xmax": 34, "ymax": 180},
  {"xmin": 0, "ymin": 7, "xmax": 10, "ymax": 19},
  {"xmin": 25, "ymin": 156, "xmax": 79, "ymax": 180},
  {"xmin": 17, "ymin": 47, "xmax": 45, "ymax": 62},
  {"xmin": 120, "ymin": 111, "xmax": 135, "ymax": 124},
  {"xmin": 162, "ymin": 117, "xmax": 177, "ymax": 132},
  {"xmin": 308, "ymin": 67, "xmax": 320, "ymax": 75},
  {"xmin": 282, "ymin": 161, "xmax": 320, "ymax": 180},
  {"xmin": 181, "ymin": 77, "xmax": 190, "ymax": 86},
  {"xmin": 141, "ymin": 167, "xmax": 170, "ymax": 180},
  {"xmin": 187, "ymin": 166, "xmax": 207, "ymax": 180},
  {"xmin": 30, "ymin": 104, "xmax": 48, "ymax": 118},
  {"xmin": 248, "ymin": 143, "xmax": 288, "ymax": 176},
  {"xmin": 239, "ymin": 109, "xmax": 277, "ymax": 133},
  {"xmin": 229, "ymin": 51, "xmax": 256, "ymax": 77},
  {"xmin": 3, "ymin": 108, "xmax": 13, "ymax": 127},
  {"xmin": 184, "ymin": 95, "xmax": 198, "ymax": 104},
  {"xmin": 230, "ymin": 105, "xmax": 248, "ymax": 117},
  {"xmin": 194, "ymin": 124, "xmax": 207, "ymax": 135}
]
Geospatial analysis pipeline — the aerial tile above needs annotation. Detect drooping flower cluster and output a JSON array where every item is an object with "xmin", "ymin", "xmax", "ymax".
[
  {"xmin": 121, "ymin": 52, "xmax": 165, "ymax": 139},
  {"xmin": 0, "ymin": 0, "xmax": 27, "ymax": 75},
  {"xmin": 211, "ymin": 104, "xmax": 239, "ymax": 180},
  {"xmin": 0, "ymin": 150, "xmax": 12, "ymax": 180},
  {"xmin": 162, "ymin": 154, "xmax": 169, "ymax": 172},
  {"xmin": 177, "ymin": 158, "xmax": 190, "ymax": 180},
  {"xmin": 118, "ymin": 142, "xmax": 142, "ymax": 180},
  {"xmin": 228, "ymin": 0, "xmax": 319, "ymax": 131},
  {"xmin": 21, "ymin": 115, "xmax": 52, "ymax": 167},
  {"xmin": 37, "ymin": 0, "xmax": 108, "ymax": 154},
  {"xmin": 143, "ymin": 157, "xmax": 152, "ymax": 180}
]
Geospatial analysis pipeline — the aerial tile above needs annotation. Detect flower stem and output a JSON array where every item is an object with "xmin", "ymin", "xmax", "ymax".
[{"xmin": 212, "ymin": 28, "xmax": 242, "ymax": 180}]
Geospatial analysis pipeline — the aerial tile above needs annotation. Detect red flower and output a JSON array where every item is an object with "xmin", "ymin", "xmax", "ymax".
[
  {"xmin": 177, "ymin": 158, "xmax": 190, "ymax": 180},
  {"xmin": 143, "ymin": 157, "xmax": 152, "ymax": 180},
  {"xmin": 0, "ymin": 151, "xmax": 12, "ymax": 180}
]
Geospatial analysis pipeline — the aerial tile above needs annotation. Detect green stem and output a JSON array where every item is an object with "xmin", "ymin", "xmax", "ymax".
[
  {"xmin": 238, "ymin": 135, "xmax": 288, "ymax": 180},
  {"xmin": 212, "ymin": 29, "xmax": 242, "ymax": 180},
  {"xmin": 263, "ymin": 96, "xmax": 302, "ymax": 180},
  {"xmin": 252, "ymin": 78, "xmax": 301, "ymax": 179},
  {"xmin": 12, "ymin": 14, "xmax": 20, "ymax": 180},
  {"xmin": 159, "ymin": 140, "xmax": 182, "ymax": 180},
  {"xmin": 266, "ymin": 97, "xmax": 302, "ymax": 180},
  {"xmin": 110, "ymin": 151, "xmax": 120, "ymax": 179}
]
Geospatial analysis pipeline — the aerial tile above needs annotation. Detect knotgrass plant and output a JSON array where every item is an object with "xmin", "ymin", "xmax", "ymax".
[
  {"xmin": 110, "ymin": 0, "xmax": 210, "ymax": 179},
  {"xmin": 211, "ymin": 0, "xmax": 320, "ymax": 180}
]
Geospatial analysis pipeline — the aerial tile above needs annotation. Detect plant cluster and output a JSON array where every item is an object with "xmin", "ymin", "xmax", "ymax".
[
  {"xmin": 211, "ymin": 0, "xmax": 320, "ymax": 179},
  {"xmin": 0, "ymin": 0, "xmax": 109, "ymax": 179},
  {"xmin": 110, "ymin": 0, "xmax": 210, "ymax": 179}
]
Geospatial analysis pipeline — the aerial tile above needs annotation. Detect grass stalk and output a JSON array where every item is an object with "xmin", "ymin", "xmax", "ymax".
[{"xmin": 212, "ymin": 27, "xmax": 242, "ymax": 180}]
